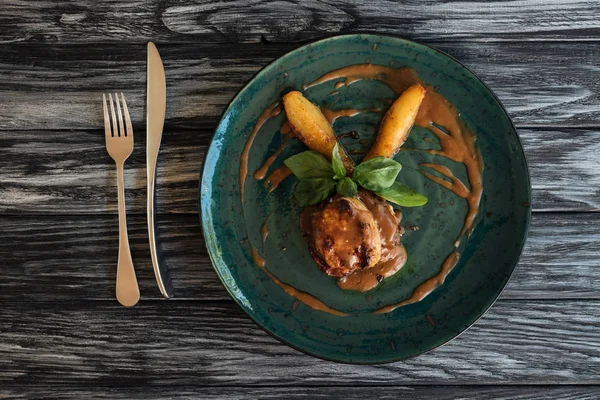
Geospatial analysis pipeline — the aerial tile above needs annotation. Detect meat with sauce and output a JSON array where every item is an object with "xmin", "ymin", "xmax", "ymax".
[{"xmin": 301, "ymin": 195, "xmax": 382, "ymax": 277}]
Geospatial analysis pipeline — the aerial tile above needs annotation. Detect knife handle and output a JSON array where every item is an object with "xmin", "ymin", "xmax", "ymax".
[{"xmin": 148, "ymin": 166, "xmax": 174, "ymax": 298}]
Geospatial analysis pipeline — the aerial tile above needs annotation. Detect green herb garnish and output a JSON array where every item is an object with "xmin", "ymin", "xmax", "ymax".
[
  {"xmin": 352, "ymin": 157, "xmax": 402, "ymax": 192},
  {"xmin": 331, "ymin": 143, "xmax": 346, "ymax": 180},
  {"xmin": 374, "ymin": 181, "xmax": 428, "ymax": 207},
  {"xmin": 336, "ymin": 177, "xmax": 358, "ymax": 197},
  {"xmin": 284, "ymin": 144, "xmax": 428, "ymax": 207}
]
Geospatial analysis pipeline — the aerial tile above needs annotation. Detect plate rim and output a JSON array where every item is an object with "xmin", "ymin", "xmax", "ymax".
[{"xmin": 199, "ymin": 32, "xmax": 532, "ymax": 364}]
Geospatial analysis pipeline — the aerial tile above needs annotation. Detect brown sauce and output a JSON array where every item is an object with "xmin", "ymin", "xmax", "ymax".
[
  {"xmin": 263, "ymin": 166, "xmax": 292, "ymax": 194},
  {"xmin": 359, "ymin": 191, "xmax": 399, "ymax": 245},
  {"xmin": 250, "ymin": 245, "xmax": 347, "ymax": 317},
  {"xmin": 420, "ymin": 163, "xmax": 470, "ymax": 199},
  {"xmin": 239, "ymin": 101, "xmax": 281, "ymax": 203},
  {"xmin": 338, "ymin": 244, "xmax": 407, "ymax": 292},
  {"xmin": 239, "ymin": 63, "xmax": 484, "ymax": 315},
  {"xmin": 253, "ymin": 122, "xmax": 294, "ymax": 180},
  {"xmin": 321, "ymin": 107, "xmax": 381, "ymax": 125},
  {"xmin": 337, "ymin": 191, "xmax": 406, "ymax": 292},
  {"xmin": 414, "ymin": 89, "xmax": 484, "ymax": 242},
  {"xmin": 337, "ymin": 131, "xmax": 361, "ymax": 140},
  {"xmin": 374, "ymin": 251, "xmax": 460, "ymax": 314},
  {"xmin": 304, "ymin": 64, "xmax": 421, "ymax": 94}
]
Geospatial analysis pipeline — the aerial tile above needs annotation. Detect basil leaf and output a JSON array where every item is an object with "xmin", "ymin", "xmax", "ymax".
[
  {"xmin": 331, "ymin": 143, "xmax": 346, "ymax": 180},
  {"xmin": 352, "ymin": 157, "xmax": 402, "ymax": 191},
  {"xmin": 284, "ymin": 151, "xmax": 333, "ymax": 179},
  {"xmin": 375, "ymin": 182, "xmax": 428, "ymax": 207},
  {"xmin": 336, "ymin": 177, "xmax": 358, "ymax": 197},
  {"xmin": 293, "ymin": 178, "xmax": 336, "ymax": 207}
]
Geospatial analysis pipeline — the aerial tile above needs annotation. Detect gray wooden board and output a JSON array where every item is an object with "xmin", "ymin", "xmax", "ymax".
[
  {"xmin": 0, "ymin": 213, "xmax": 598, "ymax": 301},
  {"xmin": 0, "ymin": 42, "xmax": 600, "ymax": 131},
  {"xmin": 1, "ymin": 0, "xmax": 599, "ymax": 397},
  {"xmin": 2, "ymin": 0, "xmax": 600, "ymax": 44},
  {"xmin": 1, "ymin": 300, "xmax": 599, "ymax": 385},
  {"xmin": 2, "ymin": 386, "xmax": 600, "ymax": 399}
]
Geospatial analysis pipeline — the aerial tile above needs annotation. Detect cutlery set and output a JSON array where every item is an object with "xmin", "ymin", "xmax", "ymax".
[{"xmin": 103, "ymin": 42, "xmax": 172, "ymax": 306}]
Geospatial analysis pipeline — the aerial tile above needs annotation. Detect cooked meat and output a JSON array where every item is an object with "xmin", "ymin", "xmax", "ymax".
[{"xmin": 303, "ymin": 196, "xmax": 382, "ymax": 277}]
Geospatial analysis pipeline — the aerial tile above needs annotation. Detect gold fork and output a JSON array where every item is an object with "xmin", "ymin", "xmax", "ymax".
[{"xmin": 103, "ymin": 93, "xmax": 140, "ymax": 307}]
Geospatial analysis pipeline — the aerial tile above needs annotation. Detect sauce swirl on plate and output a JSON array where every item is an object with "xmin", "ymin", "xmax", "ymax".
[{"xmin": 238, "ymin": 64, "xmax": 484, "ymax": 315}]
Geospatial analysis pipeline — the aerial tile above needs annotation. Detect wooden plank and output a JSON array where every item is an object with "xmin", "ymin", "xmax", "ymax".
[
  {"xmin": 0, "ymin": 213, "xmax": 598, "ymax": 301},
  {"xmin": 2, "ymin": 385, "xmax": 599, "ymax": 399},
  {"xmin": 0, "ymin": 214, "xmax": 219, "ymax": 301},
  {"xmin": 521, "ymin": 129, "xmax": 600, "ymax": 212},
  {"xmin": 0, "ymin": 128, "xmax": 207, "ymax": 215},
  {"xmin": 2, "ymin": 1, "xmax": 600, "ymax": 44},
  {"xmin": 506, "ymin": 212, "xmax": 600, "ymax": 299},
  {"xmin": 1, "ymin": 300, "xmax": 599, "ymax": 385},
  {"xmin": 0, "ymin": 127, "xmax": 598, "ymax": 214},
  {"xmin": 1, "ymin": 42, "xmax": 600, "ymax": 131}
]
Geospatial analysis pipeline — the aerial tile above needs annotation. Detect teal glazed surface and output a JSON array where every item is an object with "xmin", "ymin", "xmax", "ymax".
[{"xmin": 200, "ymin": 34, "xmax": 531, "ymax": 364}]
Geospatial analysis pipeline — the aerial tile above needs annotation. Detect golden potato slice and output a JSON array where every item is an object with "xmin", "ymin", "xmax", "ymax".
[
  {"xmin": 283, "ymin": 91, "xmax": 354, "ymax": 172},
  {"xmin": 364, "ymin": 84, "xmax": 426, "ymax": 160}
]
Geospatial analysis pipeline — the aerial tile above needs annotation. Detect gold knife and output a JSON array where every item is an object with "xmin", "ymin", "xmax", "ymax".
[{"xmin": 147, "ymin": 42, "xmax": 174, "ymax": 298}]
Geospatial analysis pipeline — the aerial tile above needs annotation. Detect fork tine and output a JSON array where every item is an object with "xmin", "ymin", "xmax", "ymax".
[
  {"xmin": 114, "ymin": 92, "xmax": 126, "ymax": 138},
  {"xmin": 120, "ymin": 93, "xmax": 133, "ymax": 138},
  {"xmin": 109, "ymin": 93, "xmax": 119, "ymax": 137},
  {"xmin": 103, "ymin": 94, "xmax": 112, "ymax": 138}
]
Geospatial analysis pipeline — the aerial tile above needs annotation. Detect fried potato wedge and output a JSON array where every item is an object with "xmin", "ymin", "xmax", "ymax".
[
  {"xmin": 364, "ymin": 84, "xmax": 426, "ymax": 160},
  {"xmin": 283, "ymin": 91, "xmax": 354, "ymax": 172}
]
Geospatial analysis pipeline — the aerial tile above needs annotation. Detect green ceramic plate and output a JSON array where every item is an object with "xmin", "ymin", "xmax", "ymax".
[{"xmin": 201, "ymin": 34, "xmax": 530, "ymax": 364}]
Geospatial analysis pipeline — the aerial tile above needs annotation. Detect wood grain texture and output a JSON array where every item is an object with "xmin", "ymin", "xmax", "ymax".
[
  {"xmin": 1, "ymin": 300, "xmax": 600, "ymax": 385},
  {"xmin": 0, "ymin": 127, "xmax": 598, "ymax": 214},
  {"xmin": 522, "ymin": 129, "xmax": 600, "ymax": 212},
  {"xmin": 0, "ymin": 128, "xmax": 206, "ymax": 215},
  {"xmin": 2, "ymin": 385, "xmax": 600, "ymax": 399},
  {"xmin": 1, "ymin": 1, "xmax": 599, "ymax": 395},
  {"xmin": 0, "ymin": 213, "xmax": 598, "ymax": 301},
  {"xmin": 1, "ymin": 0, "xmax": 600, "ymax": 44},
  {"xmin": 1, "ymin": 42, "xmax": 600, "ymax": 131}
]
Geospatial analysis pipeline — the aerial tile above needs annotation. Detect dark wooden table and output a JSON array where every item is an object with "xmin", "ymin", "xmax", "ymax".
[{"xmin": 1, "ymin": 1, "xmax": 599, "ymax": 398}]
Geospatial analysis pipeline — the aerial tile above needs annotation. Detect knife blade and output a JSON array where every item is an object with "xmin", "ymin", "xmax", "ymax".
[{"xmin": 147, "ymin": 42, "xmax": 174, "ymax": 298}]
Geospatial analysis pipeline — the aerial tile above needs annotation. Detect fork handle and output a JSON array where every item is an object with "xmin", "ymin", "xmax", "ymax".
[{"xmin": 115, "ymin": 162, "xmax": 140, "ymax": 307}]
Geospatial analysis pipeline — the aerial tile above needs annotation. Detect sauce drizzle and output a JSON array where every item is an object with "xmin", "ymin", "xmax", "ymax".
[
  {"xmin": 250, "ymin": 245, "xmax": 347, "ymax": 316},
  {"xmin": 322, "ymin": 107, "xmax": 381, "ymax": 125},
  {"xmin": 240, "ymin": 63, "xmax": 484, "ymax": 315},
  {"xmin": 239, "ymin": 101, "xmax": 281, "ymax": 203},
  {"xmin": 336, "ymin": 191, "xmax": 407, "ymax": 292},
  {"xmin": 253, "ymin": 123, "xmax": 294, "ymax": 180},
  {"xmin": 304, "ymin": 64, "xmax": 484, "ymax": 313},
  {"xmin": 374, "ymin": 251, "xmax": 460, "ymax": 314},
  {"xmin": 240, "ymin": 103, "xmax": 345, "ymax": 316},
  {"xmin": 263, "ymin": 166, "xmax": 293, "ymax": 194}
]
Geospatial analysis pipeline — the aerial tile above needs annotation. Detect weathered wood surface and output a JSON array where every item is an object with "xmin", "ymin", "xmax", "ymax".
[
  {"xmin": 1, "ymin": 42, "xmax": 600, "ymax": 131},
  {"xmin": 3, "ymin": 386, "xmax": 600, "ymax": 400},
  {"xmin": 0, "ymin": 128, "xmax": 206, "ymax": 215},
  {"xmin": 1, "ymin": 0, "xmax": 599, "ymax": 397},
  {"xmin": 1, "ymin": 300, "xmax": 599, "ymax": 385},
  {"xmin": 1, "ymin": 127, "xmax": 599, "ymax": 214},
  {"xmin": 2, "ymin": 0, "xmax": 600, "ymax": 44},
  {"xmin": 0, "ymin": 213, "xmax": 598, "ymax": 301}
]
